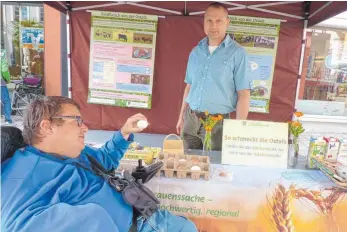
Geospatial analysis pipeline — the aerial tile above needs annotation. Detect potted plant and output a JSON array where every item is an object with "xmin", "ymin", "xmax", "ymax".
[
  {"xmin": 199, "ymin": 112, "xmax": 223, "ymax": 155},
  {"xmin": 288, "ymin": 111, "xmax": 305, "ymax": 167}
]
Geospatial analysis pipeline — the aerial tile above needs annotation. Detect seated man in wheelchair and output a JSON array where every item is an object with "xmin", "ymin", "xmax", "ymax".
[{"xmin": 1, "ymin": 96, "xmax": 197, "ymax": 232}]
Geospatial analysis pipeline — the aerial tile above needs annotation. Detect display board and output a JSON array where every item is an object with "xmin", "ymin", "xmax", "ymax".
[
  {"xmin": 228, "ymin": 16, "xmax": 281, "ymax": 113},
  {"xmin": 88, "ymin": 11, "xmax": 158, "ymax": 109}
]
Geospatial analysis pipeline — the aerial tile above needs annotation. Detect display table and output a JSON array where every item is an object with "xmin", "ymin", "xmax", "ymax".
[
  {"xmin": 146, "ymin": 150, "xmax": 347, "ymax": 232},
  {"xmin": 88, "ymin": 142, "xmax": 347, "ymax": 232}
]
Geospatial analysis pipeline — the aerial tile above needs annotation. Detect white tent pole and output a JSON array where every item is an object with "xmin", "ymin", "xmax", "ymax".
[
  {"xmin": 189, "ymin": 11, "xmax": 205, "ymax": 16},
  {"xmin": 57, "ymin": 1, "xmax": 68, "ymax": 10},
  {"xmin": 73, "ymin": 1, "xmax": 182, "ymax": 15},
  {"xmin": 66, "ymin": 11, "xmax": 72, "ymax": 98},
  {"xmin": 220, "ymin": 2, "xmax": 245, "ymax": 7},
  {"xmin": 86, "ymin": 10, "xmax": 166, "ymax": 18},
  {"xmin": 250, "ymin": 1, "xmax": 299, "ymax": 8},
  {"xmin": 72, "ymin": 2, "xmax": 125, "ymax": 12},
  {"xmin": 125, "ymin": 2, "xmax": 182, "ymax": 15},
  {"xmin": 309, "ymin": 2, "xmax": 333, "ymax": 19},
  {"xmin": 190, "ymin": 2, "xmax": 303, "ymax": 19},
  {"xmin": 247, "ymin": 6, "xmax": 304, "ymax": 19},
  {"xmin": 295, "ymin": 1, "xmax": 310, "ymax": 102},
  {"xmin": 189, "ymin": 6, "xmax": 246, "ymax": 16},
  {"xmin": 184, "ymin": 1, "xmax": 187, "ymax": 15},
  {"xmin": 298, "ymin": 20, "xmax": 308, "ymax": 76},
  {"xmin": 295, "ymin": 19, "xmax": 308, "ymax": 101},
  {"xmin": 227, "ymin": 6, "xmax": 247, "ymax": 11}
]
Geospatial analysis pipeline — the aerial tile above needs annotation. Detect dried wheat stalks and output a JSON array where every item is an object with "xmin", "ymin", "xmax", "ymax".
[
  {"xmin": 292, "ymin": 188, "xmax": 345, "ymax": 214},
  {"xmin": 325, "ymin": 189, "xmax": 345, "ymax": 213},
  {"xmin": 270, "ymin": 185, "xmax": 346, "ymax": 232},
  {"xmin": 292, "ymin": 189, "xmax": 327, "ymax": 214},
  {"xmin": 271, "ymin": 184, "xmax": 294, "ymax": 232}
]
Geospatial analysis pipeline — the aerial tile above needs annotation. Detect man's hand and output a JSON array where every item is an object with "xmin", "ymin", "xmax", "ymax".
[
  {"xmin": 176, "ymin": 117, "xmax": 184, "ymax": 135},
  {"xmin": 121, "ymin": 113, "xmax": 148, "ymax": 140},
  {"xmin": 236, "ymin": 89, "xmax": 250, "ymax": 120},
  {"xmin": 176, "ymin": 84, "xmax": 190, "ymax": 135}
]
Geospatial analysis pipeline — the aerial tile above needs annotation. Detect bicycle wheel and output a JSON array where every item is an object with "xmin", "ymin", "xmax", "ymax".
[{"xmin": 13, "ymin": 91, "xmax": 31, "ymax": 117}]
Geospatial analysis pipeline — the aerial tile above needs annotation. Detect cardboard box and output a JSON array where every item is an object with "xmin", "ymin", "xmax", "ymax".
[
  {"xmin": 124, "ymin": 150, "xmax": 155, "ymax": 165},
  {"xmin": 324, "ymin": 137, "xmax": 340, "ymax": 162},
  {"xmin": 338, "ymin": 138, "xmax": 347, "ymax": 159},
  {"xmin": 307, "ymin": 137, "xmax": 327, "ymax": 169}
]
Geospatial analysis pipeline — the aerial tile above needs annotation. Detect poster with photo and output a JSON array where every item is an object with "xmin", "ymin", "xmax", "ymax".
[
  {"xmin": 21, "ymin": 27, "xmax": 44, "ymax": 50},
  {"xmin": 228, "ymin": 16, "xmax": 281, "ymax": 113},
  {"xmin": 88, "ymin": 11, "xmax": 158, "ymax": 109}
]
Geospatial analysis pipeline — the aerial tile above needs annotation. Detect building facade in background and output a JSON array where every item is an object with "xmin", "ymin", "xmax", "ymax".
[{"xmin": 1, "ymin": 3, "xmax": 44, "ymax": 81}]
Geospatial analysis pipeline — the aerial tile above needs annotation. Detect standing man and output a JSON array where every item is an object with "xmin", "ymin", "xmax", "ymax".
[
  {"xmin": 176, "ymin": 2, "xmax": 251, "ymax": 151},
  {"xmin": 1, "ymin": 47, "xmax": 13, "ymax": 124}
]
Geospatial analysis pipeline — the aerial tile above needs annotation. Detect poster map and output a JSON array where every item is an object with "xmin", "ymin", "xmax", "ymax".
[
  {"xmin": 227, "ymin": 15, "xmax": 281, "ymax": 113},
  {"xmin": 88, "ymin": 11, "xmax": 158, "ymax": 109}
]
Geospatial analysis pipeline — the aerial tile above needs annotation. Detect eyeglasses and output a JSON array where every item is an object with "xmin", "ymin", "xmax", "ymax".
[{"xmin": 51, "ymin": 116, "xmax": 84, "ymax": 127}]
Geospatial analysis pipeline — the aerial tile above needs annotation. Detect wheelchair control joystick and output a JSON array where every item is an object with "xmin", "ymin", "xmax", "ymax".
[{"xmin": 132, "ymin": 159, "xmax": 163, "ymax": 184}]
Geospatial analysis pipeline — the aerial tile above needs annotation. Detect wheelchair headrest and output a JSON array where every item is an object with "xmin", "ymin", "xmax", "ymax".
[{"xmin": 1, "ymin": 126, "xmax": 26, "ymax": 163}]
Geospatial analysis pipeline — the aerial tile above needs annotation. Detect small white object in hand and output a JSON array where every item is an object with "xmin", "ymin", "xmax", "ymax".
[
  {"xmin": 137, "ymin": 120, "xmax": 148, "ymax": 129},
  {"xmin": 190, "ymin": 166, "xmax": 201, "ymax": 171}
]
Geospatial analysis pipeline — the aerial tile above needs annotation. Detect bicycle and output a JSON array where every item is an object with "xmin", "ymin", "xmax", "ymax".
[{"xmin": 11, "ymin": 74, "xmax": 44, "ymax": 117}]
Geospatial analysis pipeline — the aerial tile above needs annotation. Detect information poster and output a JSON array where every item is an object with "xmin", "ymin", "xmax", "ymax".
[
  {"xmin": 88, "ymin": 11, "xmax": 158, "ymax": 109},
  {"xmin": 20, "ymin": 27, "xmax": 44, "ymax": 50},
  {"xmin": 221, "ymin": 119, "xmax": 288, "ymax": 168},
  {"xmin": 227, "ymin": 16, "xmax": 281, "ymax": 113}
]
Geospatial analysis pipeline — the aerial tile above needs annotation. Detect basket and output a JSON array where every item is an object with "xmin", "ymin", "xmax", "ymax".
[
  {"xmin": 163, "ymin": 134, "xmax": 184, "ymax": 154},
  {"xmin": 312, "ymin": 157, "xmax": 347, "ymax": 189}
]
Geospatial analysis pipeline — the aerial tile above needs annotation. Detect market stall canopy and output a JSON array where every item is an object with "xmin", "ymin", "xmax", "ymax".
[
  {"xmin": 45, "ymin": 1, "xmax": 347, "ymax": 26},
  {"xmin": 36, "ymin": 1, "xmax": 347, "ymax": 133}
]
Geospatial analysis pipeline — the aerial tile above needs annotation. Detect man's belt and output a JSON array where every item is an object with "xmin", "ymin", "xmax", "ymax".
[{"xmin": 190, "ymin": 108, "xmax": 229, "ymax": 119}]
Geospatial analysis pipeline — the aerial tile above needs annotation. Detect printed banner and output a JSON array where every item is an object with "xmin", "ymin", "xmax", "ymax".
[
  {"xmin": 147, "ymin": 165, "xmax": 347, "ymax": 232},
  {"xmin": 88, "ymin": 11, "xmax": 158, "ymax": 109},
  {"xmin": 227, "ymin": 16, "xmax": 281, "ymax": 113},
  {"xmin": 222, "ymin": 119, "xmax": 288, "ymax": 168},
  {"xmin": 20, "ymin": 27, "xmax": 44, "ymax": 50}
]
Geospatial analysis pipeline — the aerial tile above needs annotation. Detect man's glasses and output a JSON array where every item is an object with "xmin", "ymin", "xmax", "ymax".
[{"xmin": 51, "ymin": 116, "xmax": 84, "ymax": 127}]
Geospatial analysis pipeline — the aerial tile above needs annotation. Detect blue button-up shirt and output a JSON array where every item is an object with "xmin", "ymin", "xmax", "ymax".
[{"xmin": 184, "ymin": 35, "xmax": 251, "ymax": 114}]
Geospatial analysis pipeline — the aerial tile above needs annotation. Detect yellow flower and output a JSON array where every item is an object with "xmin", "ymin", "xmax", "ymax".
[
  {"xmin": 211, "ymin": 116, "xmax": 219, "ymax": 121},
  {"xmin": 204, "ymin": 111, "xmax": 209, "ymax": 116},
  {"xmin": 218, "ymin": 115, "xmax": 223, "ymax": 120},
  {"xmin": 294, "ymin": 112, "xmax": 303, "ymax": 117},
  {"xmin": 205, "ymin": 126, "xmax": 212, "ymax": 132},
  {"xmin": 292, "ymin": 121, "xmax": 301, "ymax": 127}
]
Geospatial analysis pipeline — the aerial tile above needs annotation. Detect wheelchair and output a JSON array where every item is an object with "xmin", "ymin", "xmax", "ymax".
[
  {"xmin": 11, "ymin": 74, "xmax": 44, "ymax": 117},
  {"xmin": 0, "ymin": 126, "xmax": 143, "ymax": 232},
  {"xmin": 1, "ymin": 126, "xmax": 26, "ymax": 163}
]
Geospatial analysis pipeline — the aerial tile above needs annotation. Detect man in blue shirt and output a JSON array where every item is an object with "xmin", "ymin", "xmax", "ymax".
[
  {"xmin": 1, "ymin": 96, "xmax": 197, "ymax": 232},
  {"xmin": 177, "ymin": 2, "xmax": 251, "ymax": 151}
]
